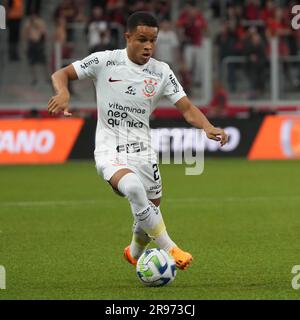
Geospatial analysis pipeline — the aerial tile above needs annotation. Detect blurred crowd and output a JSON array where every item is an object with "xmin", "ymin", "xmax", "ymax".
[
  {"xmin": 214, "ymin": 0, "xmax": 300, "ymax": 99},
  {"xmin": 3, "ymin": 0, "xmax": 300, "ymax": 118}
]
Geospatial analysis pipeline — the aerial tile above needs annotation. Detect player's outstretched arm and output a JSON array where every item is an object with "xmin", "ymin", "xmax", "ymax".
[
  {"xmin": 175, "ymin": 96, "xmax": 228, "ymax": 146},
  {"xmin": 48, "ymin": 64, "xmax": 78, "ymax": 116}
]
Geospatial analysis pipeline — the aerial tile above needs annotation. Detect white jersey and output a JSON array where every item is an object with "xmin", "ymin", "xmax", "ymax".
[{"xmin": 72, "ymin": 49, "xmax": 186, "ymax": 162}]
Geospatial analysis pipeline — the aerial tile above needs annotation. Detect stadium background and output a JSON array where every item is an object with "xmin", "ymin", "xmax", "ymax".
[
  {"xmin": 1, "ymin": 0, "xmax": 300, "ymax": 300},
  {"xmin": 1, "ymin": 0, "xmax": 300, "ymax": 162}
]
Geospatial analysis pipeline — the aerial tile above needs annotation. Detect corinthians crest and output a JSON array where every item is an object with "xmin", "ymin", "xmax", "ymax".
[{"xmin": 143, "ymin": 79, "xmax": 158, "ymax": 97}]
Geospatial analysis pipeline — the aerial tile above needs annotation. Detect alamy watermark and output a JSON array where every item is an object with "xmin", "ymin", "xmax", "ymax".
[
  {"xmin": 0, "ymin": 265, "xmax": 5, "ymax": 290},
  {"xmin": 291, "ymin": 5, "xmax": 300, "ymax": 30},
  {"xmin": 104, "ymin": 126, "xmax": 234, "ymax": 176},
  {"xmin": 0, "ymin": 5, "xmax": 6, "ymax": 30},
  {"xmin": 111, "ymin": 127, "xmax": 206, "ymax": 176},
  {"xmin": 291, "ymin": 265, "xmax": 300, "ymax": 290}
]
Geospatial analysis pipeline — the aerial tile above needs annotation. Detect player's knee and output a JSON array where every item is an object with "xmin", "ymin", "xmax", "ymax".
[
  {"xmin": 118, "ymin": 173, "xmax": 146, "ymax": 201},
  {"xmin": 111, "ymin": 186, "xmax": 125, "ymax": 197},
  {"xmin": 126, "ymin": 181, "xmax": 144, "ymax": 201}
]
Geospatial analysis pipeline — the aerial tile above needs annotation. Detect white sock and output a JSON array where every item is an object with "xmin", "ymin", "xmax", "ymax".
[
  {"xmin": 118, "ymin": 173, "xmax": 149, "ymax": 213},
  {"xmin": 118, "ymin": 173, "xmax": 176, "ymax": 251},
  {"xmin": 130, "ymin": 222, "xmax": 151, "ymax": 259},
  {"xmin": 150, "ymin": 205, "xmax": 176, "ymax": 252}
]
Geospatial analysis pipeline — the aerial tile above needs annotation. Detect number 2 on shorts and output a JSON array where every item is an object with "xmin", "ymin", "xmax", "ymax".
[{"xmin": 152, "ymin": 164, "xmax": 160, "ymax": 181}]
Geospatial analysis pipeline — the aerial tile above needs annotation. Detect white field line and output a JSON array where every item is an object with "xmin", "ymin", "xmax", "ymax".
[
  {"xmin": 0, "ymin": 195, "xmax": 300, "ymax": 208},
  {"xmin": 167, "ymin": 196, "xmax": 300, "ymax": 203},
  {"xmin": 0, "ymin": 200, "xmax": 100, "ymax": 208}
]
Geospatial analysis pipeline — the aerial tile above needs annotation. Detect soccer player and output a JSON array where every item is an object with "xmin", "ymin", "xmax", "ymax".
[{"xmin": 48, "ymin": 11, "xmax": 228, "ymax": 270}]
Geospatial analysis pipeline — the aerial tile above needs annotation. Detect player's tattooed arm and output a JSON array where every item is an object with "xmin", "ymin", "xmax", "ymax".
[
  {"xmin": 175, "ymin": 96, "xmax": 228, "ymax": 146},
  {"xmin": 48, "ymin": 64, "xmax": 78, "ymax": 116}
]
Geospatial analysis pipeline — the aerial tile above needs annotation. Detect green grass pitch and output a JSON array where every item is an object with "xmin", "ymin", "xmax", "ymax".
[{"xmin": 0, "ymin": 159, "xmax": 300, "ymax": 300}]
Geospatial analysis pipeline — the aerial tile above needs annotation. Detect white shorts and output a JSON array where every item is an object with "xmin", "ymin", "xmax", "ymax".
[{"xmin": 95, "ymin": 155, "xmax": 162, "ymax": 199}]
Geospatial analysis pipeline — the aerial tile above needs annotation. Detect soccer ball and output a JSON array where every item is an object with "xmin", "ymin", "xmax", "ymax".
[{"xmin": 136, "ymin": 248, "xmax": 176, "ymax": 287}]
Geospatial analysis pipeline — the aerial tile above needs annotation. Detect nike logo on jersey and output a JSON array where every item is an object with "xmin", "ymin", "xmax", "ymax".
[{"xmin": 109, "ymin": 77, "xmax": 122, "ymax": 82}]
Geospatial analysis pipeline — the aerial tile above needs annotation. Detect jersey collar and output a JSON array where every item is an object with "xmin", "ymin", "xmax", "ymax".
[{"xmin": 124, "ymin": 48, "xmax": 149, "ymax": 70}]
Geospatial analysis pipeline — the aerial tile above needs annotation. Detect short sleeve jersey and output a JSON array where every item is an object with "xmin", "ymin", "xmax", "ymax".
[{"xmin": 72, "ymin": 49, "xmax": 186, "ymax": 160}]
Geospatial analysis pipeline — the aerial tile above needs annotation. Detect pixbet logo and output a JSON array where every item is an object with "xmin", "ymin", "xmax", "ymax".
[
  {"xmin": 0, "ymin": 265, "xmax": 5, "ymax": 290},
  {"xmin": 0, "ymin": 5, "xmax": 6, "ymax": 30},
  {"xmin": 291, "ymin": 5, "xmax": 300, "ymax": 30}
]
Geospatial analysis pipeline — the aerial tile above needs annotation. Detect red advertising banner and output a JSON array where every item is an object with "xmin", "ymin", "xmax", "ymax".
[
  {"xmin": 248, "ymin": 115, "xmax": 300, "ymax": 160},
  {"xmin": 0, "ymin": 119, "xmax": 84, "ymax": 164}
]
